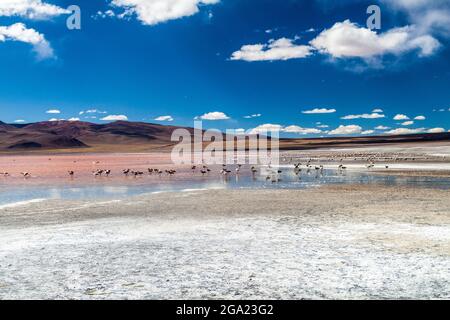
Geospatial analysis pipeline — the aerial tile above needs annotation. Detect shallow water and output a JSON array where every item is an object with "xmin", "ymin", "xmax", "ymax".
[{"xmin": 1, "ymin": 169, "xmax": 449, "ymax": 207}]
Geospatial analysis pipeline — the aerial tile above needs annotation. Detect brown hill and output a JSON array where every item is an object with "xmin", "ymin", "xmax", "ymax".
[
  {"xmin": 0, "ymin": 120, "xmax": 449, "ymax": 153},
  {"xmin": 0, "ymin": 120, "xmax": 193, "ymax": 152},
  {"xmin": 0, "ymin": 121, "xmax": 16, "ymax": 131}
]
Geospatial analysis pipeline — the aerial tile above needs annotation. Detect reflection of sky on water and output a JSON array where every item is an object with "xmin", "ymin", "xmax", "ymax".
[{"xmin": 0, "ymin": 169, "xmax": 449, "ymax": 206}]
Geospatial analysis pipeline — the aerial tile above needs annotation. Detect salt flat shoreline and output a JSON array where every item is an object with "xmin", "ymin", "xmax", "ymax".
[
  {"xmin": 1, "ymin": 184, "xmax": 449, "ymax": 227},
  {"xmin": 1, "ymin": 184, "xmax": 449, "ymax": 299}
]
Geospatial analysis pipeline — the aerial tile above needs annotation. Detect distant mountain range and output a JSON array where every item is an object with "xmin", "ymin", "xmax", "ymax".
[{"xmin": 0, "ymin": 120, "xmax": 449, "ymax": 153}]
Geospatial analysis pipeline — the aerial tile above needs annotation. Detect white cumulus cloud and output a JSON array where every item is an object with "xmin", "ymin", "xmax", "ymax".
[
  {"xmin": 154, "ymin": 115, "xmax": 173, "ymax": 122},
  {"xmin": 414, "ymin": 115, "xmax": 426, "ymax": 120},
  {"xmin": 230, "ymin": 37, "xmax": 313, "ymax": 62},
  {"xmin": 0, "ymin": 0, "xmax": 69, "ymax": 19},
  {"xmin": 328, "ymin": 125, "xmax": 362, "ymax": 135},
  {"xmin": 310, "ymin": 20, "xmax": 440, "ymax": 59},
  {"xmin": 0, "ymin": 23, "xmax": 54, "ymax": 59},
  {"xmin": 381, "ymin": 0, "xmax": 450, "ymax": 37},
  {"xmin": 197, "ymin": 111, "xmax": 230, "ymax": 121},
  {"xmin": 302, "ymin": 108, "xmax": 336, "ymax": 114},
  {"xmin": 393, "ymin": 114, "xmax": 410, "ymax": 120},
  {"xmin": 249, "ymin": 124, "xmax": 283, "ymax": 134},
  {"xmin": 402, "ymin": 121, "xmax": 414, "ymax": 126},
  {"xmin": 110, "ymin": 0, "xmax": 219, "ymax": 26},
  {"xmin": 283, "ymin": 126, "xmax": 322, "ymax": 135},
  {"xmin": 428, "ymin": 127, "xmax": 445, "ymax": 133}
]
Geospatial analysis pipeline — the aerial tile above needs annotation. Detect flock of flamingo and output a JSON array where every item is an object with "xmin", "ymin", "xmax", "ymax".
[{"xmin": 0, "ymin": 157, "xmax": 390, "ymax": 182}]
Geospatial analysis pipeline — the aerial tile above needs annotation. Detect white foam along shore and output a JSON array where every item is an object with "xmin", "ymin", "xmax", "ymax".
[
  {"xmin": 276, "ymin": 162, "xmax": 450, "ymax": 171},
  {"xmin": 317, "ymin": 144, "xmax": 450, "ymax": 157}
]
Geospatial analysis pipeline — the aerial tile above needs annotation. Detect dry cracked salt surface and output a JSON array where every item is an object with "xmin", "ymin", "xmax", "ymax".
[{"xmin": 0, "ymin": 185, "xmax": 449, "ymax": 300}]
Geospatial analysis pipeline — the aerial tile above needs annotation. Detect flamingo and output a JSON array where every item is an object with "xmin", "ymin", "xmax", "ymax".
[
  {"xmin": 166, "ymin": 169, "xmax": 176, "ymax": 175},
  {"xmin": 132, "ymin": 171, "xmax": 144, "ymax": 177},
  {"xmin": 93, "ymin": 170, "xmax": 102, "ymax": 177}
]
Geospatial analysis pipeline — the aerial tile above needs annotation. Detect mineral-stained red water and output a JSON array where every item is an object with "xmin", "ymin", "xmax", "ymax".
[
  {"xmin": 0, "ymin": 153, "xmax": 211, "ymax": 186},
  {"xmin": 0, "ymin": 153, "xmax": 257, "ymax": 186}
]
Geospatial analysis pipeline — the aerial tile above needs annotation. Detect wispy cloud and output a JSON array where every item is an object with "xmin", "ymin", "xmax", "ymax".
[
  {"xmin": 79, "ymin": 109, "xmax": 107, "ymax": 115},
  {"xmin": 341, "ymin": 113, "xmax": 385, "ymax": 120},
  {"xmin": 385, "ymin": 127, "xmax": 425, "ymax": 135},
  {"xmin": 384, "ymin": 127, "xmax": 446, "ymax": 135},
  {"xmin": 302, "ymin": 108, "xmax": 336, "ymax": 114},
  {"xmin": 244, "ymin": 113, "xmax": 262, "ymax": 119},
  {"xmin": 46, "ymin": 109, "xmax": 60, "ymax": 114},
  {"xmin": 100, "ymin": 114, "xmax": 128, "ymax": 121}
]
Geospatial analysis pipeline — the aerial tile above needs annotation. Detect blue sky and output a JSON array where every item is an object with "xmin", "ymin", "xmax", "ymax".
[{"xmin": 0, "ymin": 0, "xmax": 449, "ymax": 137}]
